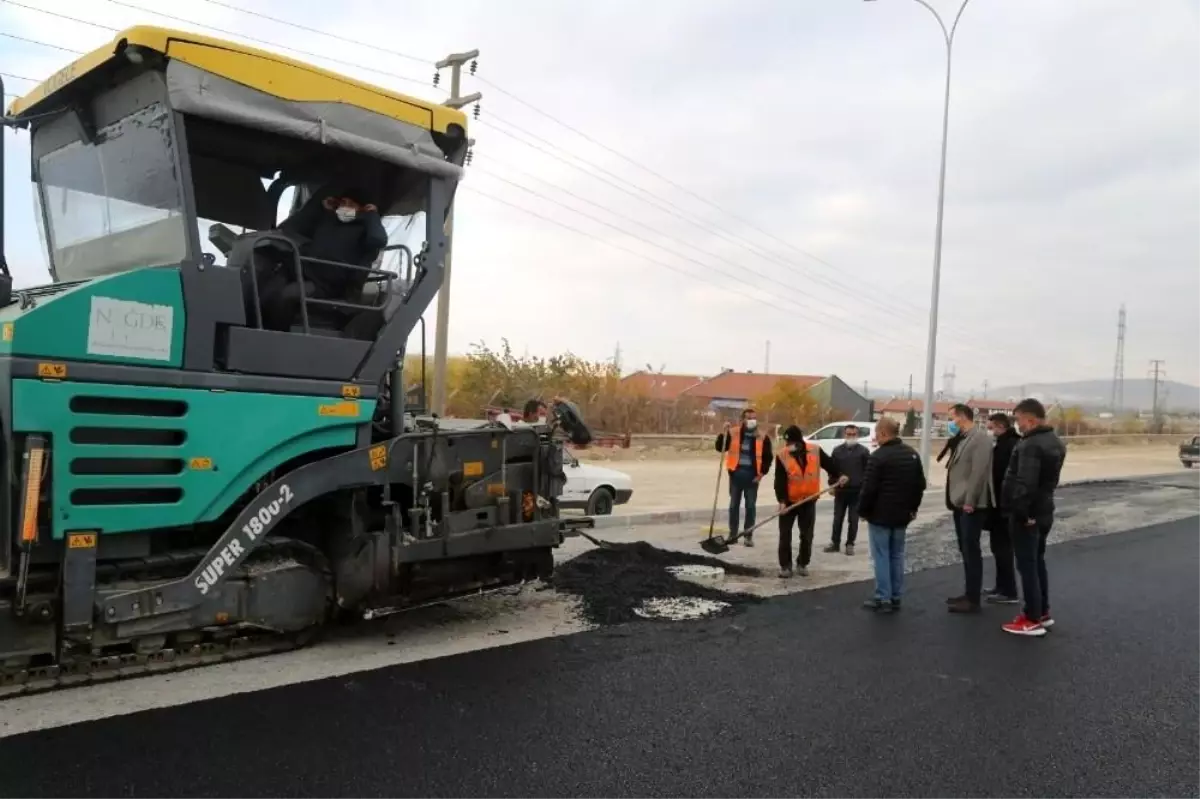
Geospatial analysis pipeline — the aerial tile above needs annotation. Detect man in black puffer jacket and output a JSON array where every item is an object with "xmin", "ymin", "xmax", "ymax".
[
  {"xmin": 1000, "ymin": 399, "xmax": 1067, "ymax": 638},
  {"xmin": 857, "ymin": 417, "xmax": 927, "ymax": 613},
  {"xmin": 983, "ymin": 413, "xmax": 1020, "ymax": 604}
]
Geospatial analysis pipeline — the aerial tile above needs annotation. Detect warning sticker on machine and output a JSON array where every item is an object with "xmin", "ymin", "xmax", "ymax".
[
  {"xmin": 86, "ymin": 296, "xmax": 174, "ymax": 362},
  {"xmin": 368, "ymin": 445, "xmax": 388, "ymax": 471},
  {"xmin": 68, "ymin": 533, "xmax": 97, "ymax": 549}
]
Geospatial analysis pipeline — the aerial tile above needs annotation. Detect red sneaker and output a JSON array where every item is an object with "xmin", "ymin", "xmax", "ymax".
[
  {"xmin": 1040, "ymin": 613, "xmax": 1054, "ymax": 629},
  {"xmin": 1002, "ymin": 614, "xmax": 1047, "ymax": 637}
]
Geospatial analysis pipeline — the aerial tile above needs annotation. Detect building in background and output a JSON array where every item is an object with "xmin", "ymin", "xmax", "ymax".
[{"xmin": 621, "ymin": 369, "xmax": 873, "ymax": 425}]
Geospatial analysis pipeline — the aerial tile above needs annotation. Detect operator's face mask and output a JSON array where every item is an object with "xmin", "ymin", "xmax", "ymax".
[
  {"xmin": 335, "ymin": 203, "xmax": 359, "ymax": 223},
  {"xmin": 744, "ymin": 418, "xmax": 758, "ymax": 431}
]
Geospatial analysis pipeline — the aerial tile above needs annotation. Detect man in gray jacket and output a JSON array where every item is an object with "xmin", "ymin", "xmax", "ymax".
[{"xmin": 944, "ymin": 403, "xmax": 994, "ymax": 613}]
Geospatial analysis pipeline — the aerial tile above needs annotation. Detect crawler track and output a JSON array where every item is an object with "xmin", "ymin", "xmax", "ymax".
[{"xmin": 0, "ymin": 628, "xmax": 310, "ymax": 700}]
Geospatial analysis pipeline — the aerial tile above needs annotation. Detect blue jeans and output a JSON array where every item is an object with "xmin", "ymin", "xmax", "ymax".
[
  {"xmin": 868, "ymin": 523, "xmax": 907, "ymax": 602},
  {"xmin": 728, "ymin": 469, "xmax": 758, "ymax": 535}
]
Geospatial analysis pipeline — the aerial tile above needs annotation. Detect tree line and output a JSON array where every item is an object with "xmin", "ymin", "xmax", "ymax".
[{"xmin": 406, "ymin": 340, "xmax": 843, "ymax": 435}]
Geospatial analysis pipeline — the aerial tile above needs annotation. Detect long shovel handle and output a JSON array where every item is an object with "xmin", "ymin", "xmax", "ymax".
[
  {"xmin": 706, "ymin": 441, "xmax": 726, "ymax": 538},
  {"xmin": 743, "ymin": 484, "xmax": 839, "ymax": 537}
]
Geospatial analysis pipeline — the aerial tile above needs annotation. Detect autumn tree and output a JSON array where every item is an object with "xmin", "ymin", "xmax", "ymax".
[{"xmin": 754, "ymin": 378, "xmax": 824, "ymax": 432}]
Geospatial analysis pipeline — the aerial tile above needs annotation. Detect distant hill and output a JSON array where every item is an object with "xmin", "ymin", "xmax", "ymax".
[{"xmin": 986, "ymin": 379, "xmax": 1199, "ymax": 413}]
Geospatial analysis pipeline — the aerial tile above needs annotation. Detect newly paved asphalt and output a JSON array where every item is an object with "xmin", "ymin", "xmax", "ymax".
[{"xmin": 2, "ymin": 516, "xmax": 1197, "ymax": 798}]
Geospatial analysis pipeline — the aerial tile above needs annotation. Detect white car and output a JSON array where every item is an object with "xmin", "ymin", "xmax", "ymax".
[
  {"xmin": 559, "ymin": 450, "xmax": 633, "ymax": 515},
  {"xmin": 806, "ymin": 421, "xmax": 879, "ymax": 458}
]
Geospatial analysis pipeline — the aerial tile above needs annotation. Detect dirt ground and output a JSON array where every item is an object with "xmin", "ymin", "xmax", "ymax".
[{"xmin": 579, "ymin": 441, "xmax": 1189, "ymax": 513}]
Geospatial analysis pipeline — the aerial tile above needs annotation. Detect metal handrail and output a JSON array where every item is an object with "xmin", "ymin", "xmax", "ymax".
[{"xmin": 244, "ymin": 232, "xmax": 406, "ymax": 335}]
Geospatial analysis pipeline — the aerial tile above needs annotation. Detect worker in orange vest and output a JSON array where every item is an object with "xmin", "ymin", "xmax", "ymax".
[
  {"xmin": 775, "ymin": 425, "xmax": 846, "ymax": 578},
  {"xmin": 715, "ymin": 408, "xmax": 773, "ymax": 546}
]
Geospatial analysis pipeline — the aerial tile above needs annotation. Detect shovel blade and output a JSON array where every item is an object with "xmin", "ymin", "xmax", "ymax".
[{"xmin": 699, "ymin": 536, "xmax": 730, "ymax": 555}]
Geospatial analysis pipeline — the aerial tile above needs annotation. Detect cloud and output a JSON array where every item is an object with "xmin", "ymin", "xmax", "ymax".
[{"xmin": 2, "ymin": 0, "xmax": 1196, "ymax": 391}]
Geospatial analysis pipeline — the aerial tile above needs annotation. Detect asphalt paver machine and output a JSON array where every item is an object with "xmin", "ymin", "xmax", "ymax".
[{"xmin": 0, "ymin": 25, "xmax": 592, "ymax": 696}]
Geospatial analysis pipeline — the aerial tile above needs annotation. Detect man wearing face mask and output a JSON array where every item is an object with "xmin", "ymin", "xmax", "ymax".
[
  {"xmin": 251, "ymin": 185, "xmax": 388, "ymax": 331},
  {"xmin": 983, "ymin": 413, "xmax": 1020, "ymax": 604},
  {"xmin": 280, "ymin": 185, "xmax": 388, "ymax": 299},
  {"xmin": 944, "ymin": 403, "xmax": 995, "ymax": 614},
  {"xmin": 1001, "ymin": 399, "xmax": 1066, "ymax": 637},
  {"xmin": 715, "ymin": 409, "xmax": 773, "ymax": 547},
  {"xmin": 825, "ymin": 423, "xmax": 870, "ymax": 556},
  {"xmin": 774, "ymin": 425, "xmax": 844, "ymax": 578}
]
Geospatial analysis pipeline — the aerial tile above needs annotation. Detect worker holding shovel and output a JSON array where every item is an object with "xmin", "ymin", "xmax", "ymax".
[{"xmin": 775, "ymin": 425, "xmax": 846, "ymax": 578}]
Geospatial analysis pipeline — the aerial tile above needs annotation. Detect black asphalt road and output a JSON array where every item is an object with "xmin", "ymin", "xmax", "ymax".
[{"xmin": 3, "ymin": 517, "xmax": 1197, "ymax": 798}]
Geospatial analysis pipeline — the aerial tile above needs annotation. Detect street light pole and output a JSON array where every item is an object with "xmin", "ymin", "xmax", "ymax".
[{"xmin": 866, "ymin": 0, "xmax": 972, "ymax": 473}]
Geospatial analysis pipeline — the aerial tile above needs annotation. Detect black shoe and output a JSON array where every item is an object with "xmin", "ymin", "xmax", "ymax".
[
  {"xmin": 742, "ymin": 535, "xmax": 754, "ymax": 548},
  {"xmin": 945, "ymin": 594, "xmax": 968, "ymax": 605},
  {"xmin": 985, "ymin": 593, "xmax": 1020, "ymax": 605},
  {"xmin": 890, "ymin": 599, "xmax": 902, "ymax": 610},
  {"xmin": 947, "ymin": 597, "xmax": 982, "ymax": 614},
  {"xmin": 862, "ymin": 598, "xmax": 893, "ymax": 613},
  {"xmin": 824, "ymin": 544, "xmax": 840, "ymax": 553}
]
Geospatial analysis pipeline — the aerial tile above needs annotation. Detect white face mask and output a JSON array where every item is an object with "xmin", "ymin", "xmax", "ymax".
[
  {"xmin": 537, "ymin": 415, "xmax": 547, "ymax": 424},
  {"xmin": 335, "ymin": 206, "xmax": 358, "ymax": 223},
  {"xmin": 788, "ymin": 444, "xmax": 799, "ymax": 453},
  {"xmin": 744, "ymin": 419, "xmax": 758, "ymax": 431}
]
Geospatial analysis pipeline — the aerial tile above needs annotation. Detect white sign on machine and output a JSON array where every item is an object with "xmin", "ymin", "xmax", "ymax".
[{"xmin": 86, "ymin": 296, "xmax": 174, "ymax": 361}]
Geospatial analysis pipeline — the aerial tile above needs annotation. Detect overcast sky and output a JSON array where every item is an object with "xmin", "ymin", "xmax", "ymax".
[{"xmin": 2, "ymin": 0, "xmax": 1198, "ymax": 394}]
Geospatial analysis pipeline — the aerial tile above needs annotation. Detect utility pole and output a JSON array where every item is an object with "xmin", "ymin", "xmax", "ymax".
[
  {"xmin": 1111, "ymin": 303, "xmax": 1126, "ymax": 412},
  {"xmin": 429, "ymin": 48, "xmax": 482, "ymax": 417},
  {"xmin": 981, "ymin": 378, "xmax": 988, "ymax": 399},
  {"xmin": 1149, "ymin": 359, "xmax": 1166, "ymax": 433},
  {"xmin": 863, "ymin": 380, "xmax": 869, "ymax": 397},
  {"xmin": 907, "ymin": 374, "xmax": 913, "ymax": 401},
  {"xmin": 864, "ymin": 0, "xmax": 973, "ymax": 473}
]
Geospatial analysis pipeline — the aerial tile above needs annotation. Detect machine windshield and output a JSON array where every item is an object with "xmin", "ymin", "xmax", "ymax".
[{"xmin": 36, "ymin": 102, "xmax": 188, "ymax": 282}]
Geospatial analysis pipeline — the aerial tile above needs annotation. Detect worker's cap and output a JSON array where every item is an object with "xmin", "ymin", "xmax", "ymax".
[{"xmin": 783, "ymin": 425, "xmax": 804, "ymax": 443}]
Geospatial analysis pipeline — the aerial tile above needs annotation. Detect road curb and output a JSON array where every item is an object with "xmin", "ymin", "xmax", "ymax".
[{"xmin": 594, "ymin": 472, "xmax": 1191, "ymax": 530}]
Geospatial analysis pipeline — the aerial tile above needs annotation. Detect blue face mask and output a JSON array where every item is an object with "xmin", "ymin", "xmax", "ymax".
[{"xmin": 947, "ymin": 421, "xmax": 960, "ymax": 437}]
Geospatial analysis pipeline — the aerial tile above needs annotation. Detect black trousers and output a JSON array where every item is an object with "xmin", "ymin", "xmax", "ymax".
[
  {"xmin": 1012, "ymin": 517, "xmax": 1052, "ymax": 620},
  {"xmin": 831, "ymin": 488, "xmax": 860, "ymax": 547},
  {"xmin": 779, "ymin": 502, "xmax": 816, "ymax": 570},
  {"xmin": 952, "ymin": 508, "xmax": 984, "ymax": 604},
  {"xmin": 988, "ymin": 510, "xmax": 1019, "ymax": 598}
]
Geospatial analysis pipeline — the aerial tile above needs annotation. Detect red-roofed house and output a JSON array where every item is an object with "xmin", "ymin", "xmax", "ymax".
[
  {"xmin": 874, "ymin": 397, "xmax": 954, "ymax": 424},
  {"xmin": 619, "ymin": 371, "xmax": 705, "ymax": 400},
  {"xmin": 967, "ymin": 398, "xmax": 1018, "ymax": 417},
  {"xmin": 679, "ymin": 369, "xmax": 873, "ymax": 422}
]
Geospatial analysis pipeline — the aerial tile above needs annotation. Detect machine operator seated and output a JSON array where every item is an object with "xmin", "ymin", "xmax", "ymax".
[{"xmin": 241, "ymin": 185, "xmax": 388, "ymax": 332}]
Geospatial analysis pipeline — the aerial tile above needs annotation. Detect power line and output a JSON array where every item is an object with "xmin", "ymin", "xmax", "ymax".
[
  {"xmin": 462, "ymin": 186, "xmax": 928, "ymax": 359},
  {"xmin": 0, "ymin": 13, "xmax": 992, "ymax": 366},
  {"xmin": 2, "ymin": 0, "xmax": 985, "ymax": 349},
  {"xmin": 194, "ymin": 0, "xmax": 431, "ymax": 66},
  {"xmin": 128, "ymin": 0, "xmax": 973, "ymax": 333},
  {"xmin": 470, "ymin": 169, "xmax": 916, "ymax": 347},
  {"xmin": 0, "ymin": 0, "xmax": 435, "ymax": 89}
]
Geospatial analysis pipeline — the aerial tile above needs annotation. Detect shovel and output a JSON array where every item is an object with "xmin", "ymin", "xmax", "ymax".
[
  {"xmin": 698, "ymin": 443, "xmax": 729, "ymax": 555},
  {"xmin": 701, "ymin": 483, "xmax": 840, "ymax": 555}
]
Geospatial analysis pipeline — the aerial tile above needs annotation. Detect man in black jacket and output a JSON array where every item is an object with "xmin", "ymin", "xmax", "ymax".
[
  {"xmin": 983, "ymin": 413, "xmax": 1020, "ymax": 604},
  {"xmin": 858, "ymin": 417, "xmax": 927, "ymax": 613},
  {"xmin": 825, "ymin": 424, "xmax": 870, "ymax": 556},
  {"xmin": 1000, "ymin": 399, "xmax": 1067, "ymax": 638}
]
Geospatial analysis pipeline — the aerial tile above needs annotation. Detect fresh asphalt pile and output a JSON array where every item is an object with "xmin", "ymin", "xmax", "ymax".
[{"xmin": 552, "ymin": 540, "xmax": 763, "ymax": 625}]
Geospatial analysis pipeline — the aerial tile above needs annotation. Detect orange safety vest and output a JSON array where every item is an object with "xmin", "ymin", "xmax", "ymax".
[
  {"xmin": 781, "ymin": 443, "xmax": 822, "ymax": 503},
  {"xmin": 725, "ymin": 425, "xmax": 765, "ymax": 476}
]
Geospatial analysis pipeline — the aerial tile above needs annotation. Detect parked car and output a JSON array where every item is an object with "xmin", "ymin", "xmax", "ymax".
[
  {"xmin": 1180, "ymin": 435, "xmax": 1199, "ymax": 468},
  {"xmin": 806, "ymin": 421, "xmax": 879, "ymax": 457},
  {"xmin": 559, "ymin": 450, "xmax": 633, "ymax": 515}
]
